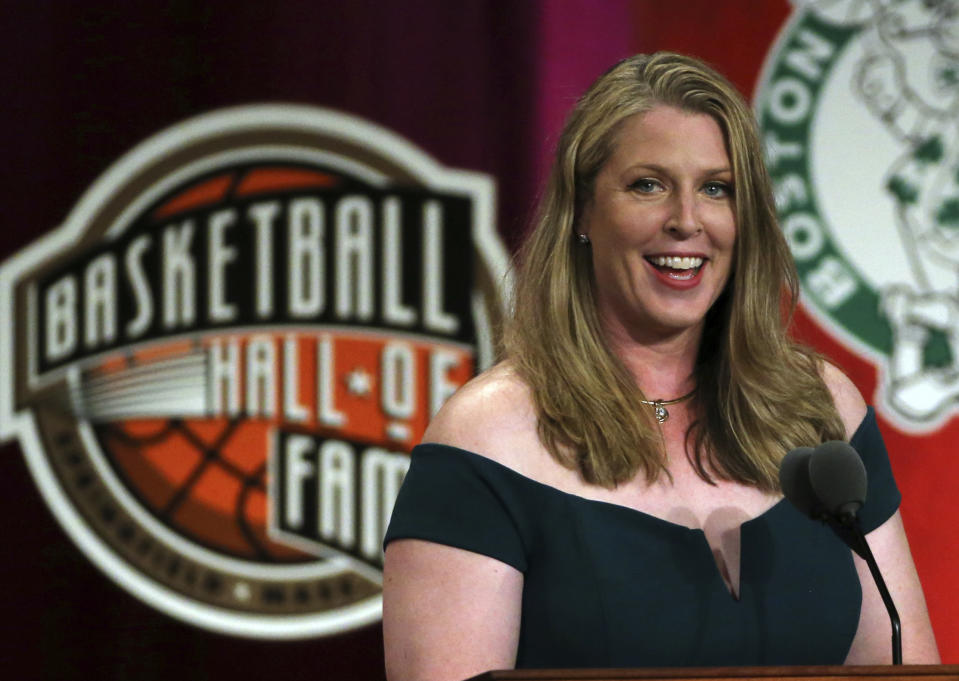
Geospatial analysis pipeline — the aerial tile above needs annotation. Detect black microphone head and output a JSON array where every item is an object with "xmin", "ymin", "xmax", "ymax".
[
  {"xmin": 808, "ymin": 440, "xmax": 867, "ymax": 518},
  {"xmin": 779, "ymin": 446, "xmax": 819, "ymax": 518}
]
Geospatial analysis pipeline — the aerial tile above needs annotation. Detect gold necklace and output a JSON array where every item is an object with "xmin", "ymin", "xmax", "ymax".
[{"xmin": 640, "ymin": 389, "xmax": 696, "ymax": 424}]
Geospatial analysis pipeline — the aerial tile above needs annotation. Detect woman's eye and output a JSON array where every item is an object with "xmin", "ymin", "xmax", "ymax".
[
  {"xmin": 629, "ymin": 178, "xmax": 661, "ymax": 193},
  {"xmin": 703, "ymin": 181, "xmax": 732, "ymax": 198}
]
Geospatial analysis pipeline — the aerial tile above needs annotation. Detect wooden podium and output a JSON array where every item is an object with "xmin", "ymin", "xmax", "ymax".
[{"xmin": 468, "ymin": 665, "xmax": 959, "ymax": 681}]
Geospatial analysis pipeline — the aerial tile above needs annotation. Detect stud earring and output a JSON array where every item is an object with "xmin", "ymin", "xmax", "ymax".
[{"xmin": 577, "ymin": 233, "xmax": 590, "ymax": 245}]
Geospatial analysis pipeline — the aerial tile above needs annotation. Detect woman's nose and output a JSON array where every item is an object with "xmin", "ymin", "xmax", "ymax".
[{"xmin": 664, "ymin": 192, "xmax": 702, "ymax": 238}]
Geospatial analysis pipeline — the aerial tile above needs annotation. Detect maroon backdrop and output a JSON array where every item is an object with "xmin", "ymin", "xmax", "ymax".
[{"xmin": 0, "ymin": 3, "xmax": 539, "ymax": 679}]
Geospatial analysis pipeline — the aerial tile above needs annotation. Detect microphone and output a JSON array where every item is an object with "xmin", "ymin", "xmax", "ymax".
[
  {"xmin": 779, "ymin": 441, "xmax": 867, "ymax": 521},
  {"xmin": 779, "ymin": 442, "xmax": 902, "ymax": 665},
  {"xmin": 778, "ymin": 446, "xmax": 818, "ymax": 518},
  {"xmin": 807, "ymin": 441, "xmax": 867, "ymax": 521}
]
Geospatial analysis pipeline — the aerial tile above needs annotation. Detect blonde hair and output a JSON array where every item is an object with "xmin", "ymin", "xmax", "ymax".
[{"xmin": 503, "ymin": 52, "xmax": 845, "ymax": 491}]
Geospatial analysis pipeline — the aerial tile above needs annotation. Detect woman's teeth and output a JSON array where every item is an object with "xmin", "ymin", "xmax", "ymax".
[{"xmin": 648, "ymin": 256, "xmax": 703, "ymax": 270}]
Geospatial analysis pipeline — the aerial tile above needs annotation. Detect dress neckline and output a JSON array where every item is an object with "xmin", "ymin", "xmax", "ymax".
[
  {"xmin": 416, "ymin": 442, "xmax": 790, "ymax": 535},
  {"xmin": 416, "ymin": 407, "xmax": 874, "ymax": 536}
]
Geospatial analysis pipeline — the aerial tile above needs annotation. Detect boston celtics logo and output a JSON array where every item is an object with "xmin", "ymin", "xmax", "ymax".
[{"xmin": 757, "ymin": 0, "xmax": 959, "ymax": 431}]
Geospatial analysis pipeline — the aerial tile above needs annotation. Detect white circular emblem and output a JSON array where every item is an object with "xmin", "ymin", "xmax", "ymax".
[{"xmin": 757, "ymin": 0, "xmax": 959, "ymax": 432}]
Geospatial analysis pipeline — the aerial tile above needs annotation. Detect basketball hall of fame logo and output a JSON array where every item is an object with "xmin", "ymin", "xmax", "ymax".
[
  {"xmin": 757, "ymin": 0, "xmax": 959, "ymax": 432},
  {"xmin": 0, "ymin": 105, "xmax": 509, "ymax": 638}
]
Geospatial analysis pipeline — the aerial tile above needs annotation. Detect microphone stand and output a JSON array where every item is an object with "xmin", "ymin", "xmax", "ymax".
[{"xmin": 833, "ymin": 510, "xmax": 902, "ymax": 665}]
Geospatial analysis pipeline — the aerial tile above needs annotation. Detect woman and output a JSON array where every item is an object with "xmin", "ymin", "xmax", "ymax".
[{"xmin": 382, "ymin": 52, "xmax": 939, "ymax": 679}]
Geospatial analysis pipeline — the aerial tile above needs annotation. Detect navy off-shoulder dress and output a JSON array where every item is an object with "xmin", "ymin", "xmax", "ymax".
[{"xmin": 384, "ymin": 407, "xmax": 900, "ymax": 668}]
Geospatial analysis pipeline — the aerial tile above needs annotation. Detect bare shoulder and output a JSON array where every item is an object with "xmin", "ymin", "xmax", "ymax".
[
  {"xmin": 819, "ymin": 360, "xmax": 868, "ymax": 439},
  {"xmin": 422, "ymin": 361, "xmax": 541, "ymax": 468}
]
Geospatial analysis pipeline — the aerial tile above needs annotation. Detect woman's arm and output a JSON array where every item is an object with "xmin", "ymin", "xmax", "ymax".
[
  {"xmin": 843, "ymin": 512, "xmax": 940, "ymax": 664},
  {"xmin": 822, "ymin": 362, "xmax": 940, "ymax": 663},
  {"xmin": 383, "ymin": 540, "xmax": 523, "ymax": 681},
  {"xmin": 383, "ymin": 365, "xmax": 532, "ymax": 680}
]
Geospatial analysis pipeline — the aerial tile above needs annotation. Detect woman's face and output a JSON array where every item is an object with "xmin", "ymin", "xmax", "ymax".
[{"xmin": 581, "ymin": 105, "xmax": 736, "ymax": 346}]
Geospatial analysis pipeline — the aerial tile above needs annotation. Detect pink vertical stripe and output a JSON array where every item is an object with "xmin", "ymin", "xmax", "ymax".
[{"xmin": 533, "ymin": 0, "xmax": 634, "ymax": 190}]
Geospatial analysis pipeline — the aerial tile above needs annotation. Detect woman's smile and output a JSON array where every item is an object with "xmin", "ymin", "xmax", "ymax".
[{"xmin": 645, "ymin": 254, "xmax": 707, "ymax": 286}]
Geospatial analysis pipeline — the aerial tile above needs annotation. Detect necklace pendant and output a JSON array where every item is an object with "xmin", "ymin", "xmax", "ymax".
[{"xmin": 640, "ymin": 389, "xmax": 693, "ymax": 424}]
